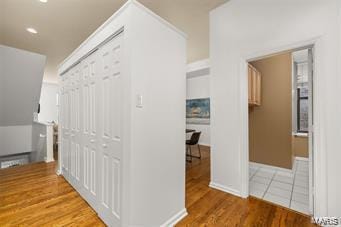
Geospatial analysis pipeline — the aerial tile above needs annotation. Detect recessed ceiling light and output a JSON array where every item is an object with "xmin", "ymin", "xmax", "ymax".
[
  {"xmin": 39, "ymin": 0, "xmax": 48, "ymax": 2},
  {"xmin": 26, "ymin": 28, "xmax": 38, "ymax": 34}
]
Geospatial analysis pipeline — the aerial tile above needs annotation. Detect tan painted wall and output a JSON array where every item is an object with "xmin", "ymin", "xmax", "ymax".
[
  {"xmin": 292, "ymin": 136, "xmax": 308, "ymax": 158},
  {"xmin": 249, "ymin": 53, "xmax": 293, "ymax": 169}
]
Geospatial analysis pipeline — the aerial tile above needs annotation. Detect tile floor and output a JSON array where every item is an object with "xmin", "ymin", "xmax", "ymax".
[{"xmin": 249, "ymin": 160, "xmax": 309, "ymax": 214}]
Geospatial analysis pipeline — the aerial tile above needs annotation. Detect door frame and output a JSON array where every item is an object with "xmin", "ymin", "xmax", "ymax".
[{"xmin": 239, "ymin": 37, "xmax": 326, "ymax": 217}]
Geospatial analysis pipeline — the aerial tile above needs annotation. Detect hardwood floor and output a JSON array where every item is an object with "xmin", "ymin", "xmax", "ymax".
[
  {"xmin": 177, "ymin": 146, "xmax": 317, "ymax": 227},
  {"xmin": 0, "ymin": 147, "xmax": 316, "ymax": 226},
  {"xmin": 0, "ymin": 161, "xmax": 105, "ymax": 226}
]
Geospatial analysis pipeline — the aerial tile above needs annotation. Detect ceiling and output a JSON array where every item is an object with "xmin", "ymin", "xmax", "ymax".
[{"xmin": 0, "ymin": 0, "xmax": 227, "ymax": 83}]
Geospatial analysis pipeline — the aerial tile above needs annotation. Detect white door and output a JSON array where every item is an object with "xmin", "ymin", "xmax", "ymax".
[
  {"xmin": 98, "ymin": 32, "xmax": 123, "ymax": 225},
  {"xmin": 61, "ymin": 72, "xmax": 71, "ymax": 180},
  {"xmin": 69, "ymin": 65, "xmax": 82, "ymax": 188},
  {"xmin": 81, "ymin": 50, "xmax": 101, "ymax": 209},
  {"xmin": 308, "ymin": 48, "xmax": 314, "ymax": 215}
]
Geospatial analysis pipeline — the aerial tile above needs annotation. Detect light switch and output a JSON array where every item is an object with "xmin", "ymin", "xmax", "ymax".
[{"xmin": 136, "ymin": 94, "xmax": 143, "ymax": 108}]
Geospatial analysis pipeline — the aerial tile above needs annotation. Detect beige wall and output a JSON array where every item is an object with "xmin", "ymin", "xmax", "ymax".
[
  {"xmin": 292, "ymin": 136, "xmax": 308, "ymax": 158},
  {"xmin": 249, "ymin": 53, "xmax": 293, "ymax": 169}
]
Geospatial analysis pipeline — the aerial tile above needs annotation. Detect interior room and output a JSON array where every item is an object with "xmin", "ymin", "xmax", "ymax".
[
  {"xmin": 1, "ymin": 0, "xmax": 341, "ymax": 226},
  {"xmin": 248, "ymin": 49, "xmax": 312, "ymax": 214}
]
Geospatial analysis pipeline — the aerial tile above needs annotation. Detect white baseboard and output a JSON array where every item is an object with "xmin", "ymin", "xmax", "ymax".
[
  {"xmin": 209, "ymin": 182, "xmax": 240, "ymax": 197},
  {"xmin": 295, "ymin": 156, "xmax": 309, "ymax": 162},
  {"xmin": 44, "ymin": 157, "xmax": 55, "ymax": 163},
  {"xmin": 249, "ymin": 161, "xmax": 293, "ymax": 173},
  {"xmin": 160, "ymin": 208, "xmax": 187, "ymax": 227},
  {"xmin": 56, "ymin": 169, "xmax": 62, "ymax": 175}
]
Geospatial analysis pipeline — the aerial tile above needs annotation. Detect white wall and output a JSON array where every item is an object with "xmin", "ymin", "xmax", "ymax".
[
  {"xmin": 186, "ymin": 74, "xmax": 210, "ymax": 146},
  {"xmin": 0, "ymin": 45, "xmax": 46, "ymax": 157},
  {"xmin": 0, "ymin": 125, "xmax": 33, "ymax": 156},
  {"xmin": 128, "ymin": 3, "xmax": 186, "ymax": 226},
  {"xmin": 1, "ymin": 45, "xmax": 46, "ymax": 126},
  {"xmin": 210, "ymin": 0, "xmax": 341, "ymax": 217},
  {"xmin": 0, "ymin": 46, "xmax": 4, "ymax": 126},
  {"xmin": 38, "ymin": 82, "xmax": 59, "ymax": 123}
]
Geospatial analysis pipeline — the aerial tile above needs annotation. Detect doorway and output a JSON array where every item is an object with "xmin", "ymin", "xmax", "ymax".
[{"xmin": 247, "ymin": 47, "xmax": 314, "ymax": 215}]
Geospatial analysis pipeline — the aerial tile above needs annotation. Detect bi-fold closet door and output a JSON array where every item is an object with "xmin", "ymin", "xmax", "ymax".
[{"xmin": 60, "ymin": 32, "xmax": 124, "ymax": 226}]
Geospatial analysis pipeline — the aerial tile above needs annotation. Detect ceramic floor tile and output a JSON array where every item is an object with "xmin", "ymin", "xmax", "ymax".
[
  {"xmin": 296, "ymin": 171, "xmax": 309, "ymax": 177},
  {"xmin": 295, "ymin": 175, "xmax": 308, "ymax": 183},
  {"xmin": 270, "ymin": 181, "xmax": 293, "ymax": 191},
  {"xmin": 276, "ymin": 170, "xmax": 294, "ymax": 178},
  {"xmin": 251, "ymin": 176, "xmax": 272, "ymax": 185},
  {"xmin": 263, "ymin": 193, "xmax": 290, "ymax": 207},
  {"xmin": 293, "ymin": 185, "xmax": 309, "ymax": 195},
  {"xmin": 294, "ymin": 180, "xmax": 309, "ymax": 188},
  {"xmin": 249, "ymin": 166, "xmax": 259, "ymax": 172},
  {"xmin": 255, "ymin": 169, "xmax": 276, "ymax": 179},
  {"xmin": 292, "ymin": 192, "xmax": 309, "ymax": 205},
  {"xmin": 290, "ymin": 201, "xmax": 309, "ymax": 215},
  {"xmin": 250, "ymin": 181, "xmax": 268, "ymax": 191},
  {"xmin": 250, "ymin": 187, "xmax": 265, "ymax": 198},
  {"xmin": 267, "ymin": 185, "xmax": 292, "ymax": 199},
  {"xmin": 273, "ymin": 174, "xmax": 294, "ymax": 184}
]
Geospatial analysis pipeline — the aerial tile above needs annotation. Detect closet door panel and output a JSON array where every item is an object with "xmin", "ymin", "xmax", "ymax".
[
  {"xmin": 98, "ymin": 33, "xmax": 123, "ymax": 224},
  {"xmin": 61, "ymin": 72, "xmax": 71, "ymax": 178},
  {"xmin": 81, "ymin": 53, "xmax": 100, "ymax": 206}
]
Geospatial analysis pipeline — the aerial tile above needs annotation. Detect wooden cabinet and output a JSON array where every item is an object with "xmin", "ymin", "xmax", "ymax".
[{"xmin": 248, "ymin": 64, "xmax": 261, "ymax": 106}]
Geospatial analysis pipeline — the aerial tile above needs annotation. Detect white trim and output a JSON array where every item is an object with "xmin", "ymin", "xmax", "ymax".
[
  {"xmin": 249, "ymin": 161, "xmax": 293, "ymax": 173},
  {"xmin": 160, "ymin": 208, "xmax": 188, "ymax": 227},
  {"xmin": 209, "ymin": 182, "xmax": 241, "ymax": 197},
  {"xmin": 295, "ymin": 156, "xmax": 309, "ymax": 162},
  {"xmin": 293, "ymin": 132, "xmax": 308, "ymax": 138},
  {"xmin": 56, "ymin": 169, "xmax": 62, "ymax": 175},
  {"xmin": 186, "ymin": 59, "xmax": 210, "ymax": 79},
  {"xmin": 187, "ymin": 59, "xmax": 210, "ymax": 73},
  {"xmin": 239, "ymin": 37, "xmax": 325, "ymax": 217}
]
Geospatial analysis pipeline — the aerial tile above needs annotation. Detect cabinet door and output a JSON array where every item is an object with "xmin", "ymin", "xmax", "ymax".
[
  {"xmin": 98, "ymin": 32, "xmax": 123, "ymax": 226},
  {"xmin": 248, "ymin": 64, "xmax": 261, "ymax": 106},
  {"xmin": 255, "ymin": 71, "xmax": 261, "ymax": 105},
  {"xmin": 248, "ymin": 65, "xmax": 252, "ymax": 103}
]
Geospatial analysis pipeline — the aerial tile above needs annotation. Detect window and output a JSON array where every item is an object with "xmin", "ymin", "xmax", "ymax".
[
  {"xmin": 295, "ymin": 62, "xmax": 309, "ymax": 133},
  {"xmin": 297, "ymin": 87, "xmax": 308, "ymax": 132}
]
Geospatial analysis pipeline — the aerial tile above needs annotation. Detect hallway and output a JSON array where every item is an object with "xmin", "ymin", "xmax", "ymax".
[{"xmin": 0, "ymin": 147, "xmax": 316, "ymax": 226}]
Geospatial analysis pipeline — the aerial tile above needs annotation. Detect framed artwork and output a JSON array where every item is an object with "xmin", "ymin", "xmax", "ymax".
[{"xmin": 186, "ymin": 98, "xmax": 210, "ymax": 125}]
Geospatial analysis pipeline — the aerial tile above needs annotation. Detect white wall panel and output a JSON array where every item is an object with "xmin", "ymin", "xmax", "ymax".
[
  {"xmin": 90, "ymin": 149, "xmax": 96, "ymax": 196},
  {"xmin": 83, "ymin": 146, "xmax": 89, "ymax": 189},
  {"xmin": 112, "ymin": 158, "xmax": 120, "ymax": 218}
]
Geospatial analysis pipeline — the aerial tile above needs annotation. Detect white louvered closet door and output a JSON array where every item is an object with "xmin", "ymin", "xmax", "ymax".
[
  {"xmin": 69, "ymin": 65, "xmax": 82, "ymax": 188},
  {"xmin": 98, "ymin": 32, "xmax": 123, "ymax": 225},
  {"xmin": 61, "ymin": 32, "xmax": 124, "ymax": 225},
  {"xmin": 61, "ymin": 72, "xmax": 71, "ymax": 180},
  {"xmin": 81, "ymin": 49, "xmax": 101, "ymax": 207}
]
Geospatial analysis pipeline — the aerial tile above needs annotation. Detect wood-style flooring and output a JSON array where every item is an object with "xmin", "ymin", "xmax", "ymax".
[
  {"xmin": 0, "ymin": 146, "xmax": 317, "ymax": 226},
  {"xmin": 177, "ymin": 146, "xmax": 317, "ymax": 227},
  {"xmin": 0, "ymin": 161, "xmax": 105, "ymax": 226}
]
